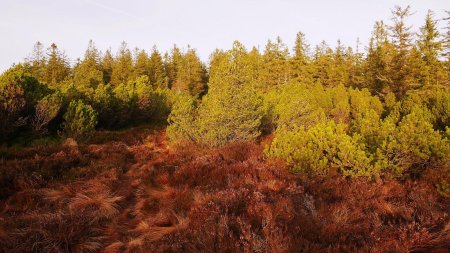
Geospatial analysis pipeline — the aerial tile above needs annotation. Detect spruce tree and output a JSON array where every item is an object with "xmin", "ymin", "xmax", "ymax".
[
  {"xmin": 366, "ymin": 21, "xmax": 394, "ymax": 94},
  {"xmin": 27, "ymin": 41, "xmax": 46, "ymax": 82},
  {"xmin": 417, "ymin": 10, "xmax": 443, "ymax": 86},
  {"xmin": 166, "ymin": 45, "xmax": 182, "ymax": 90},
  {"xmin": 149, "ymin": 46, "xmax": 168, "ymax": 89},
  {"xmin": 389, "ymin": 5, "xmax": 414, "ymax": 96},
  {"xmin": 173, "ymin": 47, "xmax": 207, "ymax": 98},
  {"xmin": 132, "ymin": 49, "xmax": 151, "ymax": 79},
  {"xmin": 44, "ymin": 43, "xmax": 70, "ymax": 87},
  {"xmin": 291, "ymin": 32, "xmax": 311, "ymax": 83},
  {"xmin": 101, "ymin": 49, "xmax": 114, "ymax": 85},
  {"xmin": 73, "ymin": 40, "xmax": 104, "ymax": 97},
  {"xmin": 261, "ymin": 37, "xmax": 290, "ymax": 90},
  {"xmin": 110, "ymin": 41, "xmax": 133, "ymax": 86}
]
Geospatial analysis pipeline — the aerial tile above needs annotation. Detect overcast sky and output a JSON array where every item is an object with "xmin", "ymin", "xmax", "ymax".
[{"xmin": 0, "ymin": 0, "xmax": 448, "ymax": 72}]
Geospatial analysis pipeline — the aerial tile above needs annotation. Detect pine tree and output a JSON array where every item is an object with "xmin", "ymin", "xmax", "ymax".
[
  {"xmin": 132, "ymin": 49, "xmax": 151, "ymax": 79},
  {"xmin": 110, "ymin": 42, "xmax": 133, "ymax": 86},
  {"xmin": 311, "ymin": 41, "xmax": 334, "ymax": 87},
  {"xmin": 389, "ymin": 5, "xmax": 414, "ymax": 96},
  {"xmin": 442, "ymin": 10, "xmax": 450, "ymax": 83},
  {"xmin": 148, "ymin": 46, "xmax": 168, "ymax": 89},
  {"xmin": 291, "ymin": 32, "xmax": 311, "ymax": 83},
  {"xmin": 417, "ymin": 10, "xmax": 444, "ymax": 86},
  {"xmin": 366, "ymin": 21, "xmax": 394, "ymax": 94},
  {"xmin": 348, "ymin": 38, "xmax": 365, "ymax": 88},
  {"xmin": 247, "ymin": 46, "xmax": 262, "ymax": 87},
  {"xmin": 101, "ymin": 49, "xmax": 114, "ymax": 85},
  {"xmin": 208, "ymin": 41, "xmax": 258, "ymax": 89},
  {"xmin": 261, "ymin": 37, "xmax": 290, "ymax": 90},
  {"xmin": 332, "ymin": 40, "xmax": 351, "ymax": 86},
  {"xmin": 27, "ymin": 41, "xmax": 46, "ymax": 81},
  {"xmin": 166, "ymin": 45, "xmax": 182, "ymax": 89},
  {"xmin": 44, "ymin": 43, "xmax": 70, "ymax": 87},
  {"xmin": 73, "ymin": 40, "xmax": 104, "ymax": 97},
  {"xmin": 173, "ymin": 47, "xmax": 207, "ymax": 98}
]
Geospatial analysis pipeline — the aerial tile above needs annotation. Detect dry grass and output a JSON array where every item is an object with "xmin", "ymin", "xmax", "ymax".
[{"xmin": 0, "ymin": 127, "xmax": 449, "ymax": 252}]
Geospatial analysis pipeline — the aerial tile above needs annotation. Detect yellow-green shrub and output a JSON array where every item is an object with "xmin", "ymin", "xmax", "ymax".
[
  {"xmin": 266, "ymin": 121, "xmax": 374, "ymax": 177},
  {"xmin": 61, "ymin": 100, "xmax": 98, "ymax": 141}
]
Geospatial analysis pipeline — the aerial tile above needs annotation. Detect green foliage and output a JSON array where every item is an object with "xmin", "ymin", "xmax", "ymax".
[
  {"xmin": 196, "ymin": 85, "xmax": 264, "ymax": 146},
  {"xmin": 43, "ymin": 43, "xmax": 70, "ymax": 87},
  {"xmin": 374, "ymin": 107, "xmax": 450, "ymax": 177},
  {"xmin": 32, "ymin": 92, "xmax": 63, "ymax": 134},
  {"xmin": 73, "ymin": 41, "xmax": 104, "ymax": 100},
  {"xmin": 266, "ymin": 86, "xmax": 450, "ymax": 179},
  {"xmin": 266, "ymin": 121, "xmax": 374, "ymax": 177},
  {"xmin": 112, "ymin": 75, "xmax": 170, "ymax": 126},
  {"xmin": 166, "ymin": 93, "xmax": 198, "ymax": 144},
  {"xmin": 61, "ymin": 100, "xmax": 98, "ymax": 141},
  {"xmin": 170, "ymin": 47, "xmax": 207, "ymax": 98},
  {"xmin": 437, "ymin": 180, "xmax": 450, "ymax": 198},
  {"xmin": 265, "ymin": 83, "xmax": 326, "ymax": 130},
  {"xmin": 167, "ymin": 85, "xmax": 265, "ymax": 147},
  {"xmin": 0, "ymin": 64, "xmax": 49, "ymax": 142},
  {"xmin": 2, "ymin": 6, "xmax": 450, "ymax": 187},
  {"xmin": 110, "ymin": 42, "xmax": 133, "ymax": 86}
]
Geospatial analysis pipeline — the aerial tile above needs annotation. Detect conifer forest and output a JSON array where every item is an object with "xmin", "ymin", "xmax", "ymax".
[{"xmin": 1, "ymin": 5, "xmax": 450, "ymax": 253}]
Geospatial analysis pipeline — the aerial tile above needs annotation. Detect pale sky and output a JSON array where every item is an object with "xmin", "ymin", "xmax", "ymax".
[{"xmin": 0, "ymin": 0, "xmax": 448, "ymax": 72}]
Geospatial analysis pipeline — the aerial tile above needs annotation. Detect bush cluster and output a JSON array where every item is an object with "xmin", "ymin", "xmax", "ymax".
[{"xmin": 265, "ymin": 84, "xmax": 450, "ymax": 179}]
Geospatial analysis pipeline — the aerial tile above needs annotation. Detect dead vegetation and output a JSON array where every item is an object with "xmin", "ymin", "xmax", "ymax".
[{"xmin": 0, "ymin": 127, "xmax": 449, "ymax": 253}]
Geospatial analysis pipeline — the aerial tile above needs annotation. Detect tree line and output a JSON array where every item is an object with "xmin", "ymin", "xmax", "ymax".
[{"xmin": 1, "ymin": 6, "xmax": 450, "ymax": 180}]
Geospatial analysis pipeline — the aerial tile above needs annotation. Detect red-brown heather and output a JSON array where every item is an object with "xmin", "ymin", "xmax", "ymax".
[
  {"xmin": 0, "ymin": 126, "xmax": 448, "ymax": 253},
  {"xmin": 1, "ymin": 4, "xmax": 450, "ymax": 253}
]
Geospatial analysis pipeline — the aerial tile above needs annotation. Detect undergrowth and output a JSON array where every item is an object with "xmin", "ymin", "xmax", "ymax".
[{"xmin": 0, "ymin": 129, "xmax": 449, "ymax": 253}]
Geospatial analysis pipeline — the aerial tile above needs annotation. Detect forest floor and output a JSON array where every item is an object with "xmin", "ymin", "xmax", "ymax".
[{"xmin": 0, "ymin": 125, "xmax": 449, "ymax": 253}]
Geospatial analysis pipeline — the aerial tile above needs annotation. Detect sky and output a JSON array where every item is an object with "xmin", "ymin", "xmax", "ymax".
[{"xmin": 0, "ymin": 0, "xmax": 448, "ymax": 72}]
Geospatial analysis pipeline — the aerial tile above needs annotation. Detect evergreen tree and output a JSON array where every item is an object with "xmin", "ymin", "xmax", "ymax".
[
  {"xmin": 442, "ymin": 10, "xmax": 450, "ymax": 83},
  {"xmin": 132, "ymin": 49, "xmax": 151, "ymax": 79},
  {"xmin": 389, "ymin": 5, "xmax": 414, "ymax": 96},
  {"xmin": 166, "ymin": 45, "xmax": 183, "ymax": 89},
  {"xmin": 209, "ymin": 41, "xmax": 258, "ymax": 89},
  {"xmin": 366, "ymin": 21, "xmax": 394, "ymax": 94},
  {"xmin": 417, "ymin": 10, "xmax": 444, "ymax": 86},
  {"xmin": 27, "ymin": 41, "xmax": 46, "ymax": 81},
  {"xmin": 110, "ymin": 42, "xmax": 133, "ymax": 86},
  {"xmin": 61, "ymin": 99, "xmax": 98, "ymax": 141},
  {"xmin": 43, "ymin": 43, "xmax": 70, "ymax": 87},
  {"xmin": 173, "ymin": 47, "xmax": 207, "ymax": 98},
  {"xmin": 73, "ymin": 40, "xmax": 104, "ymax": 98},
  {"xmin": 311, "ymin": 41, "xmax": 335, "ymax": 87},
  {"xmin": 261, "ymin": 37, "xmax": 290, "ymax": 90},
  {"xmin": 348, "ymin": 38, "xmax": 365, "ymax": 88},
  {"xmin": 291, "ymin": 32, "xmax": 311, "ymax": 83},
  {"xmin": 101, "ymin": 49, "xmax": 114, "ymax": 85},
  {"xmin": 148, "ymin": 46, "xmax": 168, "ymax": 89}
]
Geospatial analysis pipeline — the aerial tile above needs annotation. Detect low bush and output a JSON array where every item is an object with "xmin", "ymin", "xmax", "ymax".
[{"xmin": 61, "ymin": 100, "xmax": 98, "ymax": 141}]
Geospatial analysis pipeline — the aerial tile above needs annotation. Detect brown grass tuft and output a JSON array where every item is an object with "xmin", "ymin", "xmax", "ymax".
[{"xmin": 1, "ymin": 128, "xmax": 449, "ymax": 252}]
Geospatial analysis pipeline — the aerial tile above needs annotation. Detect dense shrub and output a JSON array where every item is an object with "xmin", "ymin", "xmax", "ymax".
[
  {"xmin": 61, "ymin": 100, "xmax": 98, "ymax": 141},
  {"xmin": 31, "ymin": 92, "xmax": 63, "ymax": 134},
  {"xmin": 196, "ymin": 85, "xmax": 264, "ymax": 146},
  {"xmin": 375, "ymin": 107, "xmax": 450, "ymax": 177},
  {"xmin": 265, "ymin": 83, "xmax": 327, "ymax": 130},
  {"xmin": 266, "ymin": 121, "xmax": 374, "ymax": 177},
  {"xmin": 0, "ymin": 65, "xmax": 49, "ymax": 142},
  {"xmin": 166, "ymin": 93, "xmax": 198, "ymax": 143},
  {"xmin": 168, "ymin": 85, "xmax": 265, "ymax": 147},
  {"xmin": 112, "ymin": 75, "xmax": 170, "ymax": 127}
]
